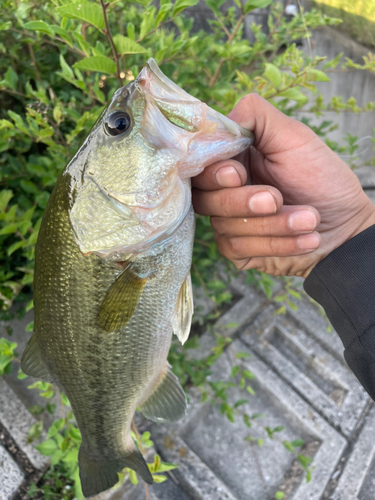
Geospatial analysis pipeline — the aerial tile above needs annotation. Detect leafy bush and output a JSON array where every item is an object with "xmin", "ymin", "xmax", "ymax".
[{"xmin": 0, "ymin": 0, "xmax": 375, "ymax": 498}]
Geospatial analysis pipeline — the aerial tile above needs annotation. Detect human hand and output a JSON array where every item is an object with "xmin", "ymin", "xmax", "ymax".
[{"xmin": 192, "ymin": 94, "xmax": 375, "ymax": 278}]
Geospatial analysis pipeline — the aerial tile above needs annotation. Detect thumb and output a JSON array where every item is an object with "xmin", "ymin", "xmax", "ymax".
[{"xmin": 227, "ymin": 94, "xmax": 316, "ymax": 156}]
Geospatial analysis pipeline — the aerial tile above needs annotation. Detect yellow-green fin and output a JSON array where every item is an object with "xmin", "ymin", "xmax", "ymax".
[
  {"xmin": 98, "ymin": 264, "xmax": 147, "ymax": 333},
  {"xmin": 139, "ymin": 365, "xmax": 187, "ymax": 423},
  {"xmin": 172, "ymin": 273, "xmax": 194, "ymax": 345},
  {"xmin": 21, "ymin": 334, "xmax": 54, "ymax": 383}
]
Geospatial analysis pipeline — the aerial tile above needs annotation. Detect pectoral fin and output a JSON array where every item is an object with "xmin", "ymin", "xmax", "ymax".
[
  {"xmin": 172, "ymin": 273, "xmax": 194, "ymax": 345},
  {"xmin": 21, "ymin": 334, "xmax": 54, "ymax": 383},
  {"xmin": 98, "ymin": 264, "xmax": 147, "ymax": 333},
  {"xmin": 139, "ymin": 366, "xmax": 187, "ymax": 423}
]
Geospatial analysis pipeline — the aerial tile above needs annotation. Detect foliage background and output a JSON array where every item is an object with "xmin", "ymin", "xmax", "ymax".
[{"xmin": 0, "ymin": 0, "xmax": 374, "ymax": 498}]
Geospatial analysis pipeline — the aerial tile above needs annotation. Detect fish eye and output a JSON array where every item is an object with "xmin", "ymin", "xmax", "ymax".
[{"xmin": 105, "ymin": 111, "xmax": 132, "ymax": 136}]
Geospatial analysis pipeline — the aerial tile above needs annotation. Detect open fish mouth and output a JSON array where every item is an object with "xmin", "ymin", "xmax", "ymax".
[{"xmin": 136, "ymin": 59, "xmax": 253, "ymax": 177}]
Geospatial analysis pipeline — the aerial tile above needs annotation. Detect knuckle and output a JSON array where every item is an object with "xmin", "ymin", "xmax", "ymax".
[{"xmin": 211, "ymin": 217, "xmax": 224, "ymax": 235}]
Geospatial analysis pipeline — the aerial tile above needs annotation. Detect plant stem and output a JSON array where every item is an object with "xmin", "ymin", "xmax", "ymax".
[
  {"xmin": 27, "ymin": 43, "xmax": 42, "ymax": 83},
  {"xmin": 0, "ymin": 87, "xmax": 27, "ymax": 98},
  {"xmin": 99, "ymin": 0, "xmax": 123, "ymax": 88},
  {"xmin": 9, "ymin": 28, "xmax": 86, "ymax": 57},
  {"xmin": 209, "ymin": 14, "xmax": 246, "ymax": 88}
]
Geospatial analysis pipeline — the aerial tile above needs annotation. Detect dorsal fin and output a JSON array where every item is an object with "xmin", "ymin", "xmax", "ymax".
[{"xmin": 98, "ymin": 264, "xmax": 147, "ymax": 333}]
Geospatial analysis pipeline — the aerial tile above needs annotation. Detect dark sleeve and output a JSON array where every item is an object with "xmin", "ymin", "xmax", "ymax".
[{"xmin": 303, "ymin": 224, "xmax": 375, "ymax": 401}]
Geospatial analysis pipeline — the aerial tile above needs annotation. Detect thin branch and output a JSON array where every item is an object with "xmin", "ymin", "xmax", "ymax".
[
  {"xmin": 9, "ymin": 28, "xmax": 86, "ymax": 57},
  {"xmin": 136, "ymin": 18, "xmax": 176, "ymax": 43},
  {"xmin": 209, "ymin": 13, "xmax": 246, "ymax": 88},
  {"xmin": 27, "ymin": 43, "xmax": 42, "ymax": 83},
  {"xmin": 0, "ymin": 87, "xmax": 27, "ymax": 98},
  {"xmin": 99, "ymin": 0, "xmax": 123, "ymax": 87}
]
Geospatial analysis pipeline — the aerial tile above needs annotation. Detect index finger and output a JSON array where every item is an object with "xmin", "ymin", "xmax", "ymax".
[
  {"xmin": 228, "ymin": 94, "xmax": 316, "ymax": 156},
  {"xmin": 191, "ymin": 159, "xmax": 247, "ymax": 191}
]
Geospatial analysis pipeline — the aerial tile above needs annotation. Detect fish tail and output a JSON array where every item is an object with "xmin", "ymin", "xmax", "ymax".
[{"xmin": 79, "ymin": 446, "xmax": 153, "ymax": 497}]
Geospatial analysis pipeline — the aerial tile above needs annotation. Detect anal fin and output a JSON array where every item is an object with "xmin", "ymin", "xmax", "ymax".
[
  {"xmin": 172, "ymin": 273, "xmax": 194, "ymax": 345},
  {"xmin": 139, "ymin": 366, "xmax": 187, "ymax": 423},
  {"xmin": 21, "ymin": 334, "xmax": 54, "ymax": 383}
]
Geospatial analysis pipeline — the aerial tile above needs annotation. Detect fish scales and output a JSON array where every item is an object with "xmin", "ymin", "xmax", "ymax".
[{"xmin": 22, "ymin": 59, "xmax": 253, "ymax": 497}]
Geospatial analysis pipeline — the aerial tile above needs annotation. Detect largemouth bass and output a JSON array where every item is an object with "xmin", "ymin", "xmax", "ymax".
[{"xmin": 21, "ymin": 59, "xmax": 252, "ymax": 497}]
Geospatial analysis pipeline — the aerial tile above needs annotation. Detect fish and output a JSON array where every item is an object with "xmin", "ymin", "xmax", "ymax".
[{"xmin": 21, "ymin": 58, "xmax": 253, "ymax": 498}]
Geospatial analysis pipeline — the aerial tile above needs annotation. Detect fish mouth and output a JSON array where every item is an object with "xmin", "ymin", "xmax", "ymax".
[{"xmin": 135, "ymin": 59, "xmax": 253, "ymax": 176}]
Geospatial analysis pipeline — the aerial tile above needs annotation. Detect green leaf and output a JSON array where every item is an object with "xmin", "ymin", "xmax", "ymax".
[
  {"xmin": 307, "ymin": 69, "xmax": 330, "ymax": 82},
  {"xmin": 235, "ymin": 352, "xmax": 251, "ymax": 359},
  {"xmin": 275, "ymin": 492, "xmax": 285, "ymax": 500},
  {"xmin": 23, "ymin": 20, "xmax": 55, "ymax": 37},
  {"xmin": 152, "ymin": 474, "xmax": 167, "ymax": 483},
  {"xmin": 128, "ymin": 468, "xmax": 138, "ymax": 484},
  {"xmin": 29, "ymin": 404, "xmax": 44, "ymax": 415},
  {"xmin": 35, "ymin": 439, "xmax": 58, "ymax": 456},
  {"xmin": 61, "ymin": 393, "xmax": 70, "ymax": 406},
  {"xmin": 277, "ymin": 87, "xmax": 307, "ymax": 103},
  {"xmin": 47, "ymin": 418, "xmax": 65, "ymax": 437},
  {"xmin": 63, "ymin": 448, "xmax": 79, "ymax": 462},
  {"xmin": 59, "ymin": 54, "xmax": 74, "ymax": 80},
  {"xmin": 231, "ymin": 365, "xmax": 240, "ymax": 377},
  {"xmin": 73, "ymin": 57, "xmax": 116, "ymax": 75},
  {"xmin": 264, "ymin": 63, "xmax": 282, "ymax": 87},
  {"xmin": 17, "ymin": 368, "xmax": 28, "ymax": 380},
  {"xmin": 234, "ymin": 399, "xmax": 248, "ymax": 408},
  {"xmin": 56, "ymin": 2, "xmax": 105, "ymax": 31},
  {"xmin": 0, "ymin": 21, "xmax": 11, "ymax": 31},
  {"xmin": 242, "ymin": 370, "xmax": 255, "ymax": 380},
  {"xmin": 0, "ymin": 190, "xmax": 13, "ymax": 212},
  {"xmin": 244, "ymin": 0, "xmax": 272, "ymax": 13},
  {"xmin": 291, "ymin": 439, "xmax": 305, "ymax": 447},
  {"xmin": 172, "ymin": 0, "xmax": 199, "ymax": 17},
  {"xmin": 113, "ymin": 35, "xmax": 147, "ymax": 55},
  {"xmin": 3, "ymin": 68, "xmax": 18, "ymax": 90}
]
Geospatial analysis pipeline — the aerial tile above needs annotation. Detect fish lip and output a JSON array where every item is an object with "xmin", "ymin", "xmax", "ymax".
[{"xmin": 138, "ymin": 58, "xmax": 254, "ymax": 143}]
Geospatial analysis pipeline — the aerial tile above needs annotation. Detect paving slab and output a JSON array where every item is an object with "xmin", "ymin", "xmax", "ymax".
[
  {"xmin": 286, "ymin": 297, "xmax": 346, "ymax": 364},
  {"xmin": 240, "ymin": 307, "xmax": 368, "ymax": 437},
  {"xmin": 0, "ymin": 379, "xmax": 47, "ymax": 470},
  {"xmin": 331, "ymin": 406, "xmax": 375, "ymax": 500},
  {"xmin": 0, "ymin": 443, "xmax": 24, "ymax": 500},
  {"xmin": 151, "ymin": 337, "xmax": 346, "ymax": 500}
]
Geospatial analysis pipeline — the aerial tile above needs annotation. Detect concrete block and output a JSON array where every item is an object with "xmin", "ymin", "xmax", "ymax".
[
  {"xmin": 151, "ymin": 338, "xmax": 346, "ymax": 500},
  {"xmin": 0, "ymin": 443, "xmax": 24, "ymax": 500},
  {"xmin": 151, "ymin": 425, "xmax": 237, "ymax": 500},
  {"xmin": 0, "ymin": 379, "xmax": 48, "ymax": 470},
  {"xmin": 240, "ymin": 307, "xmax": 368, "ymax": 437},
  {"xmin": 286, "ymin": 297, "xmax": 346, "ymax": 364},
  {"xmin": 331, "ymin": 405, "xmax": 375, "ymax": 500}
]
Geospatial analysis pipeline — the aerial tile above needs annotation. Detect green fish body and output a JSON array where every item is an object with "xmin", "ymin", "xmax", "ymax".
[{"xmin": 21, "ymin": 59, "xmax": 252, "ymax": 497}]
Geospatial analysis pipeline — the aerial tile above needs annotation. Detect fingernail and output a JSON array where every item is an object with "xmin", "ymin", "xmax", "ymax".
[
  {"xmin": 249, "ymin": 191, "xmax": 276, "ymax": 214},
  {"xmin": 289, "ymin": 210, "xmax": 316, "ymax": 231},
  {"xmin": 298, "ymin": 233, "xmax": 320, "ymax": 250},
  {"xmin": 216, "ymin": 166, "xmax": 241, "ymax": 187}
]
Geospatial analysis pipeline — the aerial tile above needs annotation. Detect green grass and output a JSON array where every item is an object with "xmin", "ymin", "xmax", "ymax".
[{"xmin": 311, "ymin": 0, "xmax": 375, "ymax": 47}]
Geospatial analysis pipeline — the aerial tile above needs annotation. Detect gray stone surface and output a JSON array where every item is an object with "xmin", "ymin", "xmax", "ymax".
[
  {"xmin": 0, "ymin": 444, "xmax": 24, "ymax": 500},
  {"xmin": 332, "ymin": 406, "xmax": 375, "ymax": 500},
  {"xmin": 365, "ymin": 189, "xmax": 375, "ymax": 205},
  {"xmin": 355, "ymin": 167, "xmax": 375, "ymax": 189},
  {"xmin": 241, "ymin": 307, "xmax": 368, "ymax": 437},
  {"xmin": 0, "ymin": 379, "xmax": 48, "ymax": 470}
]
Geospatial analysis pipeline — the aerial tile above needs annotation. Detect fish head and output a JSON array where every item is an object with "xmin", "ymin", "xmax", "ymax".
[{"xmin": 68, "ymin": 59, "xmax": 253, "ymax": 259}]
